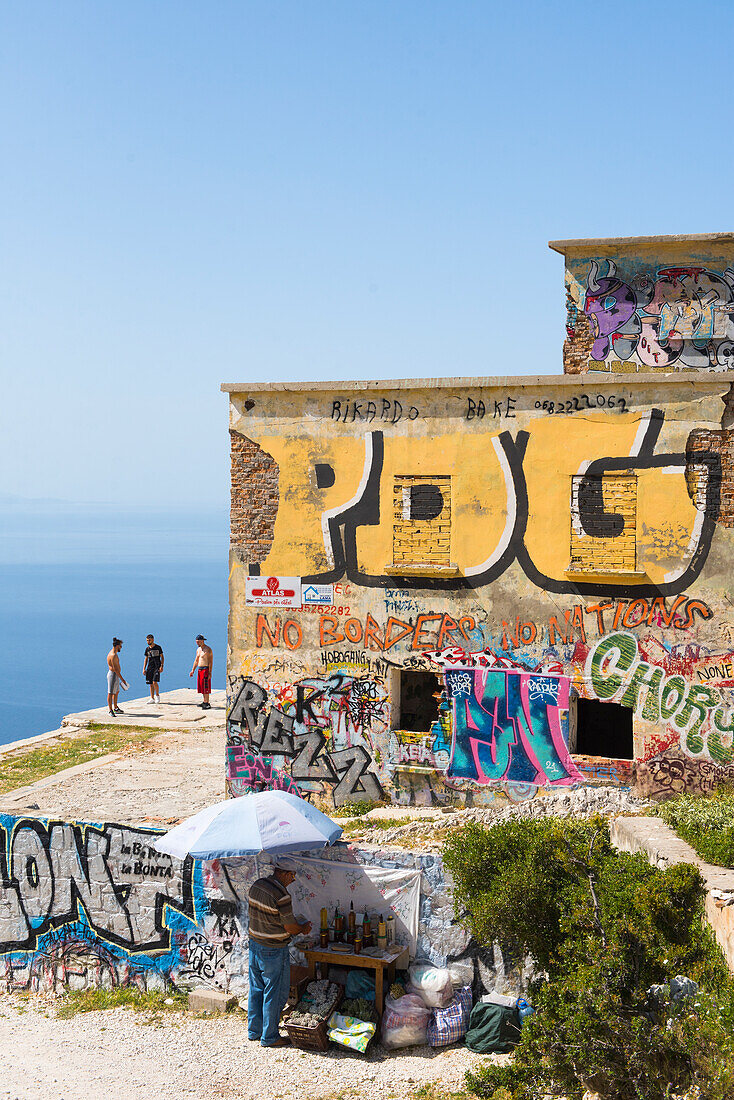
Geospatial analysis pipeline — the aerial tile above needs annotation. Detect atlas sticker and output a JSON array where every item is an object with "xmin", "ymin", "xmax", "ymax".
[
  {"xmin": 302, "ymin": 583, "xmax": 334, "ymax": 605},
  {"xmin": 246, "ymin": 576, "xmax": 302, "ymax": 608}
]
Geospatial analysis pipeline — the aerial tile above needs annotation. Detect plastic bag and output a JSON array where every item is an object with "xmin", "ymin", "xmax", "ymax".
[
  {"xmin": 447, "ymin": 960, "xmax": 474, "ymax": 990},
  {"xmin": 346, "ymin": 970, "xmax": 376, "ymax": 1002},
  {"xmin": 381, "ymin": 992, "xmax": 431, "ymax": 1049},
  {"xmin": 408, "ymin": 963, "xmax": 454, "ymax": 1008},
  {"xmin": 427, "ymin": 985, "xmax": 473, "ymax": 1048},
  {"xmin": 465, "ymin": 1000, "xmax": 521, "ymax": 1054}
]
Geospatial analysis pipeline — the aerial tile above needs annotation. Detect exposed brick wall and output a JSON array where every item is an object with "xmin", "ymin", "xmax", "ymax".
[
  {"xmin": 230, "ymin": 430, "xmax": 279, "ymax": 561},
  {"xmin": 570, "ymin": 474, "xmax": 637, "ymax": 571},
  {"xmin": 392, "ymin": 475, "xmax": 451, "ymax": 566},
  {"xmin": 562, "ymin": 287, "xmax": 595, "ymax": 374},
  {"xmin": 686, "ymin": 429, "xmax": 734, "ymax": 526}
]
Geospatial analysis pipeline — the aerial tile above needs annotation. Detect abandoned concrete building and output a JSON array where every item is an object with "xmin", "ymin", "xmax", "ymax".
[{"xmin": 223, "ymin": 234, "xmax": 734, "ymax": 806}]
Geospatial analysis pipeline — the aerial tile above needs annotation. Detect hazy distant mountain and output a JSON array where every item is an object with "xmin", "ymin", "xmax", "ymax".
[
  {"xmin": 1, "ymin": 495, "xmax": 229, "ymax": 565},
  {"xmin": 1, "ymin": 493, "xmax": 227, "ymax": 516}
]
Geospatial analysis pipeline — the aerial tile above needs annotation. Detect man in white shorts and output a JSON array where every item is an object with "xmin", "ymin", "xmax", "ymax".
[{"xmin": 107, "ymin": 638, "xmax": 129, "ymax": 717}]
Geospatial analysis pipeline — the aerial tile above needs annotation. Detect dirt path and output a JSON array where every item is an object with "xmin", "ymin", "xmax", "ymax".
[{"xmin": 0, "ymin": 995, "xmax": 486, "ymax": 1100}]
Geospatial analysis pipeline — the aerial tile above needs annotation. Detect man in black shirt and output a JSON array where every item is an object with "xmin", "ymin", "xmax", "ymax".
[{"xmin": 143, "ymin": 634, "xmax": 164, "ymax": 703}]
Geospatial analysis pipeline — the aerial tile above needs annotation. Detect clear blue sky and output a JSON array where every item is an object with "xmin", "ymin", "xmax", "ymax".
[{"xmin": 2, "ymin": 1, "xmax": 732, "ymax": 507}]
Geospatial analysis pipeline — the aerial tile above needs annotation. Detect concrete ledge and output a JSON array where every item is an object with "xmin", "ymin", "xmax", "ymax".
[
  {"xmin": 188, "ymin": 989, "xmax": 238, "ymax": 1015},
  {"xmin": 221, "ymin": 375, "xmax": 733, "ymax": 394},
  {"xmin": 60, "ymin": 688, "xmax": 227, "ymax": 731},
  {"xmin": 0, "ymin": 726, "xmax": 85, "ymax": 757}
]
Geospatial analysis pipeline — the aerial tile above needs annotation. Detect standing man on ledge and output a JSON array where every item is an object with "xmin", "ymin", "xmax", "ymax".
[
  {"xmin": 143, "ymin": 634, "xmax": 164, "ymax": 703},
  {"xmin": 247, "ymin": 865, "xmax": 312, "ymax": 1047},
  {"xmin": 189, "ymin": 634, "xmax": 213, "ymax": 708},
  {"xmin": 106, "ymin": 638, "xmax": 128, "ymax": 717}
]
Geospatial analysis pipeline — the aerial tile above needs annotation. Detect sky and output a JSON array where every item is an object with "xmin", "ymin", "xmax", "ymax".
[{"xmin": 2, "ymin": 0, "xmax": 733, "ymax": 508}]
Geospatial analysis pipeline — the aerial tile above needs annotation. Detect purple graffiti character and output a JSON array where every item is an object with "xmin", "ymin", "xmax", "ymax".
[{"xmin": 583, "ymin": 259, "xmax": 640, "ymax": 361}]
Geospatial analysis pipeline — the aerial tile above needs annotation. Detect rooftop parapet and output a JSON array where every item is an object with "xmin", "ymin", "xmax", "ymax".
[{"xmin": 549, "ymin": 234, "xmax": 734, "ymax": 376}]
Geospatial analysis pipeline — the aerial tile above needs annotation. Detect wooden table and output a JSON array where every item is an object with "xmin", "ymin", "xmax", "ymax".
[{"xmin": 303, "ymin": 943, "xmax": 409, "ymax": 1019}]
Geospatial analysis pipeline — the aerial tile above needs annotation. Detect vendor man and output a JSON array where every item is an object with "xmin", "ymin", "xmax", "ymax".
[{"xmin": 247, "ymin": 865, "xmax": 312, "ymax": 1047}]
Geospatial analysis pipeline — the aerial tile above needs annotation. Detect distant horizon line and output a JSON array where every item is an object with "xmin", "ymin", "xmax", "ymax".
[{"xmin": 2, "ymin": 492, "xmax": 229, "ymax": 513}]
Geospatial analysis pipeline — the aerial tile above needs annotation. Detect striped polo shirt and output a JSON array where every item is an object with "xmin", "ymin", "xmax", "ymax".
[{"xmin": 247, "ymin": 875, "xmax": 296, "ymax": 946}]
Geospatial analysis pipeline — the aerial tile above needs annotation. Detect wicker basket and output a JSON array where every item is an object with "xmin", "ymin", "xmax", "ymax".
[{"xmin": 285, "ymin": 984, "xmax": 344, "ymax": 1052}]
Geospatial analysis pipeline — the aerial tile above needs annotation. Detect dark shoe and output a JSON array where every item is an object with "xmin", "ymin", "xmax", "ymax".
[
  {"xmin": 201, "ymin": 702, "xmax": 211, "ymax": 709},
  {"xmin": 262, "ymin": 1036, "xmax": 290, "ymax": 1048}
]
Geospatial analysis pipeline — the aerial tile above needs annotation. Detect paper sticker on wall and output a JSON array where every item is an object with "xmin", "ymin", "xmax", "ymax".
[
  {"xmin": 246, "ymin": 576, "xmax": 302, "ymax": 608},
  {"xmin": 302, "ymin": 583, "xmax": 334, "ymax": 605},
  {"xmin": 693, "ymin": 652, "xmax": 734, "ymax": 687}
]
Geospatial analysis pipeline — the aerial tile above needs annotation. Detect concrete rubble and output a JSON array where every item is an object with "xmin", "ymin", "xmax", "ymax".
[{"xmin": 352, "ymin": 785, "xmax": 652, "ymax": 849}]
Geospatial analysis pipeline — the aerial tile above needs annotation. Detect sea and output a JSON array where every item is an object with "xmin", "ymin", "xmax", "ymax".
[{"xmin": 0, "ymin": 499, "xmax": 229, "ymax": 746}]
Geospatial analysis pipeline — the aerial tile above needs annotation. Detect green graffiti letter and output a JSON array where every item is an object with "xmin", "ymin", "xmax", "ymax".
[
  {"xmin": 674, "ymin": 684, "xmax": 719, "ymax": 753},
  {"xmin": 620, "ymin": 663, "xmax": 663, "ymax": 722},
  {"xmin": 589, "ymin": 632, "xmax": 638, "ymax": 700},
  {"xmin": 660, "ymin": 676, "xmax": 686, "ymax": 720}
]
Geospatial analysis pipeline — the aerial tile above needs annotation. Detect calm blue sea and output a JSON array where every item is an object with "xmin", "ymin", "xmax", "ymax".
[{"xmin": 0, "ymin": 502, "xmax": 229, "ymax": 746}]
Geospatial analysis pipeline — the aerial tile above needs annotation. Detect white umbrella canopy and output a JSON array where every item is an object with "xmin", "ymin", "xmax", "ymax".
[{"xmin": 153, "ymin": 790, "xmax": 342, "ymax": 860}]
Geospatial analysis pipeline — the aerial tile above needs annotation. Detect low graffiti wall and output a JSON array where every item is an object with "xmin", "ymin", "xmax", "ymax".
[
  {"xmin": 0, "ymin": 812, "xmax": 516, "ymax": 1000},
  {"xmin": 0, "ymin": 812, "xmax": 248, "ymax": 994}
]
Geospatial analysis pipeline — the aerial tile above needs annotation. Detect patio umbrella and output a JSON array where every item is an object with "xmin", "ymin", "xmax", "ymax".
[{"xmin": 152, "ymin": 790, "xmax": 342, "ymax": 860}]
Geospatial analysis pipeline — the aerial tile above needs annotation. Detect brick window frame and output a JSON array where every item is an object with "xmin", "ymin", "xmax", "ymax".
[
  {"xmin": 569, "ymin": 472, "xmax": 639, "ymax": 575},
  {"xmin": 391, "ymin": 475, "xmax": 452, "ymax": 569}
]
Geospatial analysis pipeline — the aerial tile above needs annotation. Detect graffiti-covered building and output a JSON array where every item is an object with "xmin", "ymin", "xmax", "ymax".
[
  {"xmin": 553, "ymin": 232, "xmax": 734, "ymax": 375},
  {"xmin": 223, "ymin": 234, "xmax": 734, "ymax": 806}
]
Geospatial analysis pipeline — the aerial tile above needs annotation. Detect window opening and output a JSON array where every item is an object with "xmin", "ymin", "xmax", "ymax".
[
  {"xmin": 396, "ymin": 670, "xmax": 442, "ymax": 733},
  {"xmin": 574, "ymin": 697, "xmax": 633, "ymax": 760}
]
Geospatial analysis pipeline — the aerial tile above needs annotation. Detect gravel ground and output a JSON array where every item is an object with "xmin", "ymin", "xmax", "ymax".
[{"xmin": 0, "ymin": 994, "xmax": 492, "ymax": 1100}]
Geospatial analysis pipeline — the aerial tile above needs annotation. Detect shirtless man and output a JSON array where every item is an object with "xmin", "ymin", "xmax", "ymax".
[
  {"xmin": 107, "ymin": 639, "xmax": 128, "ymax": 717},
  {"xmin": 190, "ymin": 634, "xmax": 213, "ymax": 709}
]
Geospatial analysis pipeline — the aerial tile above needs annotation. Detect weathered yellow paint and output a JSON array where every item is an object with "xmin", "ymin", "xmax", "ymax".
[
  {"xmin": 237, "ymin": 434, "xmax": 367, "ymax": 575},
  {"xmin": 225, "ymin": 375, "xmax": 734, "ymax": 806}
]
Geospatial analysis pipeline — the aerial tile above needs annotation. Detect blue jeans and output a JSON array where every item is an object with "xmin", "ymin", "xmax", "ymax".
[{"xmin": 248, "ymin": 942, "xmax": 291, "ymax": 1046}]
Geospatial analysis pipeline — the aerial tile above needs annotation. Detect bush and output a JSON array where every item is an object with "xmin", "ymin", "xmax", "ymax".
[
  {"xmin": 336, "ymin": 799, "xmax": 381, "ymax": 817},
  {"xmin": 443, "ymin": 816, "xmax": 734, "ymax": 1100},
  {"xmin": 652, "ymin": 788, "xmax": 734, "ymax": 869}
]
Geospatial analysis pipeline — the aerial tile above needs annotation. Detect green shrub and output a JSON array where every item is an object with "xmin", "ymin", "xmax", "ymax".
[
  {"xmin": 652, "ymin": 789, "xmax": 734, "ymax": 868},
  {"xmin": 336, "ymin": 799, "xmax": 380, "ymax": 817},
  {"xmin": 443, "ymin": 816, "xmax": 734, "ymax": 1100}
]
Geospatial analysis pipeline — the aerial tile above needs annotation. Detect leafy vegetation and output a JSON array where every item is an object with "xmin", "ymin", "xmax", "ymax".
[
  {"xmin": 341, "ymin": 817, "xmax": 406, "ymax": 835},
  {"xmin": 56, "ymin": 987, "xmax": 187, "ymax": 1018},
  {"xmin": 336, "ymin": 799, "xmax": 383, "ymax": 817},
  {"xmin": 443, "ymin": 816, "xmax": 734, "ymax": 1100},
  {"xmin": 652, "ymin": 788, "xmax": 734, "ymax": 869},
  {"xmin": 411, "ymin": 1086, "xmax": 471, "ymax": 1100},
  {"xmin": 0, "ymin": 726, "xmax": 158, "ymax": 795}
]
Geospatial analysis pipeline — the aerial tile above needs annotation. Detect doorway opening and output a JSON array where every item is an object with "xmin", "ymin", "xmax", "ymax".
[
  {"xmin": 396, "ymin": 671, "xmax": 442, "ymax": 732},
  {"xmin": 574, "ymin": 697, "xmax": 634, "ymax": 759}
]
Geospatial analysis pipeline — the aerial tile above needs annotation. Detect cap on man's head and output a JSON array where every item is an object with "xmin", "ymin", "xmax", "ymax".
[
  {"xmin": 113, "ymin": 637, "xmax": 123, "ymax": 646},
  {"xmin": 196, "ymin": 634, "xmax": 206, "ymax": 641}
]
